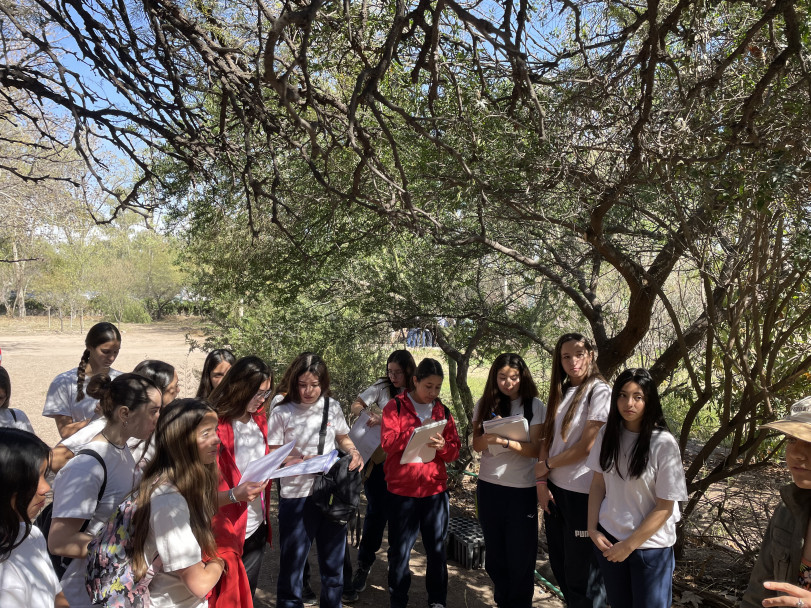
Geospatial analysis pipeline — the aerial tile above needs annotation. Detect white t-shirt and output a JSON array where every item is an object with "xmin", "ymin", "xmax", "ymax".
[
  {"xmin": 146, "ymin": 483, "xmax": 207, "ymax": 608},
  {"xmin": 0, "ymin": 524, "xmax": 62, "ymax": 607},
  {"xmin": 547, "ymin": 381, "xmax": 610, "ymax": 494},
  {"xmin": 358, "ymin": 380, "xmax": 397, "ymax": 410},
  {"xmin": 234, "ymin": 417, "xmax": 266, "ymax": 537},
  {"xmin": 409, "ymin": 393, "xmax": 434, "ymax": 422},
  {"xmin": 42, "ymin": 368, "xmax": 123, "ymax": 422},
  {"xmin": 474, "ymin": 397, "xmax": 545, "ymax": 488},
  {"xmin": 52, "ymin": 440, "xmax": 138, "ymax": 608},
  {"xmin": 60, "ymin": 418, "xmax": 151, "ymax": 465},
  {"xmin": 587, "ymin": 427, "xmax": 688, "ymax": 549},
  {"xmin": 0, "ymin": 408, "xmax": 34, "ymax": 433},
  {"xmin": 267, "ymin": 396, "xmax": 350, "ymax": 499}
]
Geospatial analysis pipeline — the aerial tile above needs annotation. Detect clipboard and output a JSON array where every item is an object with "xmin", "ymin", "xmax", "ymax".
[
  {"xmin": 400, "ymin": 419, "xmax": 447, "ymax": 464},
  {"xmin": 483, "ymin": 414, "xmax": 529, "ymax": 455}
]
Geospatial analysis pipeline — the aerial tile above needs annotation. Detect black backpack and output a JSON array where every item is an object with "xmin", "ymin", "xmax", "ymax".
[
  {"xmin": 310, "ymin": 395, "xmax": 362, "ymax": 526},
  {"xmin": 35, "ymin": 448, "xmax": 107, "ymax": 579}
]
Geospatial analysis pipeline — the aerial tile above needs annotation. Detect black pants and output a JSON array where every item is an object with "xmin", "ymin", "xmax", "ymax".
[
  {"xmin": 243, "ymin": 521, "xmax": 269, "ymax": 596},
  {"xmin": 543, "ymin": 482, "xmax": 607, "ymax": 607},
  {"xmin": 476, "ymin": 480, "xmax": 538, "ymax": 608}
]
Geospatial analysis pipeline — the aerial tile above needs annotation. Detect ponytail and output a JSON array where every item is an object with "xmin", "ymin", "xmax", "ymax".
[{"xmin": 76, "ymin": 349, "xmax": 91, "ymax": 402}]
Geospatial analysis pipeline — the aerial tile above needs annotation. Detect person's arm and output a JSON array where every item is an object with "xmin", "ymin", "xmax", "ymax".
[
  {"xmin": 536, "ymin": 441, "xmax": 554, "ymax": 512},
  {"xmin": 336, "ymin": 434, "xmax": 364, "ymax": 471},
  {"xmin": 48, "ymin": 518, "xmax": 93, "ymax": 558},
  {"xmin": 217, "ymin": 480, "xmax": 268, "ymax": 509},
  {"xmin": 54, "ymin": 415, "xmax": 90, "ymax": 439},
  {"xmin": 535, "ymin": 419, "xmax": 605, "ymax": 477},
  {"xmin": 380, "ymin": 401, "xmax": 412, "ymax": 454},
  {"xmin": 175, "ymin": 559, "xmax": 225, "ymax": 598},
  {"xmin": 50, "ymin": 445, "xmax": 75, "ymax": 474},
  {"xmin": 599, "ymin": 497, "xmax": 673, "ymax": 562},
  {"xmin": 587, "ymin": 472, "xmax": 612, "ymax": 552},
  {"xmin": 434, "ymin": 412, "xmax": 460, "ymax": 462},
  {"xmin": 54, "ymin": 591, "xmax": 69, "ymax": 608}
]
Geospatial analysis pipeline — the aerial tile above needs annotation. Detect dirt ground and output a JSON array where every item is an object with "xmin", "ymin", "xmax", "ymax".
[{"xmin": 0, "ymin": 318, "xmax": 565, "ymax": 608}]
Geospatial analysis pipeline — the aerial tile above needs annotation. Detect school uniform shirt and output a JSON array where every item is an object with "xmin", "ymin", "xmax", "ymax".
[
  {"xmin": 59, "ymin": 418, "xmax": 151, "ymax": 465},
  {"xmin": 0, "ymin": 408, "xmax": 34, "ymax": 433},
  {"xmin": 474, "ymin": 397, "xmax": 545, "ymax": 488},
  {"xmin": 146, "ymin": 483, "xmax": 207, "ymax": 608},
  {"xmin": 547, "ymin": 381, "xmax": 610, "ymax": 494},
  {"xmin": 0, "ymin": 524, "xmax": 61, "ymax": 607},
  {"xmin": 233, "ymin": 417, "xmax": 267, "ymax": 538},
  {"xmin": 42, "ymin": 367, "xmax": 123, "ymax": 422},
  {"xmin": 358, "ymin": 379, "xmax": 397, "ymax": 411},
  {"xmin": 266, "ymin": 397, "xmax": 350, "ymax": 499},
  {"xmin": 586, "ymin": 427, "xmax": 688, "ymax": 549},
  {"xmin": 52, "ymin": 440, "xmax": 138, "ymax": 608}
]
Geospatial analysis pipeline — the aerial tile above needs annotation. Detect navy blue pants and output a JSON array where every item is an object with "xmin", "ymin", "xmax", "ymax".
[
  {"xmin": 594, "ymin": 529, "xmax": 674, "ymax": 608},
  {"xmin": 357, "ymin": 463, "xmax": 390, "ymax": 569},
  {"xmin": 387, "ymin": 492, "xmax": 449, "ymax": 608},
  {"xmin": 476, "ymin": 480, "xmax": 538, "ymax": 608},
  {"xmin": 277, "ymin": 496, "xmax": 346, "ymax": 608},
  {"xmin": 543, "ymin": 482, "xmax": 607, "ymax": 608}
]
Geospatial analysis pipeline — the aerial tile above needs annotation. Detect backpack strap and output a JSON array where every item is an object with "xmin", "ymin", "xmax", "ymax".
[
  {"xmin": 523, "ymin": 397, "xmax": 533, "ymax": 424},
  {"xmin": 74, "ymin": 448, "xmax": 108, "ymax": 533},
  {"xmin": 317, "ymin": 394, "xmax": 329, "ymax": 455},
  {"xmin": 10, "ymin": 408, "xmax": 16, "ymax": 422}
]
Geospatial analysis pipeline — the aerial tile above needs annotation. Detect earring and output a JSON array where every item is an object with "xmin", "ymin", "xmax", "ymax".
[{"xmin": 123, "ymin": 420, "xmax": 128, "ymax": 428}]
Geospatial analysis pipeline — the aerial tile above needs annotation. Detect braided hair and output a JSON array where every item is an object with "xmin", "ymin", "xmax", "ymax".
[{"xmin": 76, "ymin": 322, "xmax": 121, "ymax": 401}]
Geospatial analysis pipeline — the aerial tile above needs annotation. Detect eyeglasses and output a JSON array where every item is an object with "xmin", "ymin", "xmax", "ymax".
[
  {"xmin": 253, "ymin": 389, "xmax": 272, "ymax": 401},
  {"xmin": 387, "ymin": 369, "xmax": 404, "ymax": 377}
]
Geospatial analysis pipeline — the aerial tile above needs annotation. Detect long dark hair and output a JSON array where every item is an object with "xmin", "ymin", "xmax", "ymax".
[
  {"xmin": 378, "ymin": 350, "xmax": 416, "ymax": 400},
  {"xmin": 0, "ymin": 428, "xmax": 50, "ymax": 562},
  {"xmin": 280, "ymin": 353, "xmax": 330, "ymax": 404},
  {"xmin": 196, "ymin": 349, "xmax": 236, "ymax": 399},
  {"xmin": 0, "ymin": 367, "xmax": 10, "ymax": 409},
  {"xmin": 542, "ymin": 333, "xmax": 605, "ymax": 445},
  {"xmin": 599, "ymin": 368, "xmax": 669, "ymax": 479},
  {"xmin": 479, "ymin": 353, "xmax": 538, "ymax": 427},
  {"xmin": 77, "ymin": 322, "xmax": 121, "ymax": 401},
  {"xmin": 208, "ymin": 356, "xmax": 272, "ymax": 421}
]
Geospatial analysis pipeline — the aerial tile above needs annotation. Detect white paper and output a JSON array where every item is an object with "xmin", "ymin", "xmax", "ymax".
[
  {"xmin": 238, "ymin": 440, "xmax": 296, "ymax": 484},
  {"xmin": 483, "ymin": 414, "xmax": 529, "ymax": 455},
  {"xmin": 268, "ymin": 449, "xmax": 339, "ymax": 479},
  {"xmin": 348, "ymin": 410, "xmax": 383, "ymax": 463},
  {"xmin": 400, "ymin": 420, "xmax": 447, "ymax": 464}
]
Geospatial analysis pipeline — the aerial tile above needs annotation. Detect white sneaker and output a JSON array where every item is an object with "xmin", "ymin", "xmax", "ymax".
[{"xmin": 429, "ymin": 604, "xmax": 446, "ymax": 608}]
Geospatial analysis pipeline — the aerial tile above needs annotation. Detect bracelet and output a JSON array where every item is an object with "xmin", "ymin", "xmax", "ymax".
[
  {"xmin": 535, "ymin": 479, "xmax": 547, "ymax": 485},
  {"xmin": 227, "ymin": 488, "xmax": 239, "ymax": 504},
  {"xmin": 545, "ymin": 459, "xmax": 552, "ymax": 470}
]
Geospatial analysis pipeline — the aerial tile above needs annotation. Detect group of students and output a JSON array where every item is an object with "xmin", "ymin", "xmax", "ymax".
[{"xmin": 0, "ymin": 322, "xmax": 809, "ymax": 608}]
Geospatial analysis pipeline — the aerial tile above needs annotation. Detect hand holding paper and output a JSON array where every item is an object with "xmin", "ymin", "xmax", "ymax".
[{"xmin": 400, "ymin": 420, "xmax": 448, "ymax": 464}]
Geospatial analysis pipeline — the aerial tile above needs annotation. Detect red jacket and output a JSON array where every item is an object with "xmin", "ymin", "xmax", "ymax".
[
  {"xmin": 216, "ymin": 414, "xmax": 273, "ymax": 547},
  {"xmin": 381, "ymin": 392, "xmax": 460, "ymax": 497},
  {"xmin": 208, "ymin": 512, "xmax": 253, "ymax": 608}
]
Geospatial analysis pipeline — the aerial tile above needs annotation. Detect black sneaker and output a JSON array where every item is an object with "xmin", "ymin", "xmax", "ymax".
[
  {"xmin": 342, "ymin": 589, "xmax": 360, "ymax": 603},
  {"xmin": 352, "ymin": 564, "xmax": 371, "ymax": 592},
  {"xmin": 302, "ymin": 580, "xmax": 317, "ymax": 606}
]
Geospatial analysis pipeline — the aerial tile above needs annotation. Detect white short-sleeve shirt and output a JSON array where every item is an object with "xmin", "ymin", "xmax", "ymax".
[
  {"xmin": 0, "ymin": 524, "xmax": 62, "ymax": 607},
  {"xmin": 267, "ymin": 396, "xmax": 350, "ymax": 499},
  {"xmin": 146, "ymin": 483, "xmax": 206, "ymax": 608},
  {"xmin": 0, "ymin": 408, "xmax": 34, "ymax": 433},
  {"xmin": 358, "ymin": 380, "xmax": 396, "ymax": 410},
  {"xmin": 547, "ymin": 380, "xmax": 610, "ymax": 494},
  {"xmin": 474, "ymin": 397, "xmax": 545, "ymax": 488},
  {"xmin": 234, "ymin": 417, "xmax": 266, "ymax": 537},
  {"xmin": 587, "ymin": 427, "xmax": 688, "ymax": 548},
  {"xmin": 52, "ymin": 440, "xmax": 137, "ymax": 608},
  {"xmin": 42, "ymin": 368, "xmax": 122, "ymax": 422}
]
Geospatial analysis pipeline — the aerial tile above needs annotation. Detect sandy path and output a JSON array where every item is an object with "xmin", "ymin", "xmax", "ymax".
[{"xmin": 0, "ymin": 320, "xmax": 207, "ymax": 447}]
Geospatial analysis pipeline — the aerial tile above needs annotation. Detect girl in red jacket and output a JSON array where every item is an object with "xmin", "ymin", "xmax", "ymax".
[
  {"xmin": 208, "ymin": 356, "xmax": 273, "ymax": 598},
  {"xmin": 381, "ymin": 358, "xmax": 460, "ymax": 608}
]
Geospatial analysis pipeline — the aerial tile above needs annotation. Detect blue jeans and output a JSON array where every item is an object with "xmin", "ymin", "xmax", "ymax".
[
  {"xmin": 543, "ymin": 482, "xmax": 607, "ymax": 608},
  {"xmin": 477, "ymin": 480, "xmax": 537, "ymax": 608},
  {"xmin": 356, "ymin": 463, "xmax": 390, "ymax": 569},
  {"xmin": 594, "ymin": 529, "xmax": 674, "ymax": 608},
  {"xmin": 277, "ymin": 496, "xmax": 346, "ymax": 608},
  {"xmin": 387, "ymin": 492, "xmax": 449, "ymax": 608}
]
